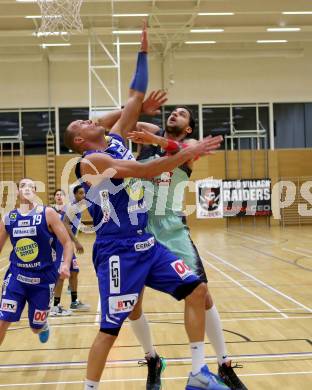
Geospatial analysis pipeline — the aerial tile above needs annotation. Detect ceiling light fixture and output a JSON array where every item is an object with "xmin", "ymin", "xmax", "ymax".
[
  {"xmin": 191, "ymin": 28, "xmax": 224, "ymax": 33},
  {"xmin": 185, "ymin": 41, "xmax": 216, "ymax": 44},
  {"xmin": 113, "ymin": 14, "xmax": 149, "ymax": 17},
  {"xmin": 267, "ymin": 27, "xmax": 301, "ymax": 32},
  {"xmin": 282, "ymin": 11, "xmax": 312, "ymax": 15},
  {"xmin": 112, "ymin": 30, "xmax": 141, "ymax": 35},
  {"xmin": 257, "ymin": 40, "xmax": 288, "ymax": 43},
  {"xmin": 198, "ymin": 13, "xmax": 234, "ymax": 16},
  {"xmin": 41, "ymin": 43, "xmax": 71, "ymax": 48}
]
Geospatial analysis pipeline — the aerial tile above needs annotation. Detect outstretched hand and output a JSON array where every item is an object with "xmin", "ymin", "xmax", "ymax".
[
  {"xmin": 127, "ymin": 128, "xmax": 159, "ymax": 145},
  {"xmin": 188, "ymin": 135, "xmax": 223, "ymax": 159},
  {"xmin": 142, "ymin": 90, "xmax": 167, "ymax": 116}
]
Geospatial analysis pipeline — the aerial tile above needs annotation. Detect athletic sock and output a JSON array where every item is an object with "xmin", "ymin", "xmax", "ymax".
[
  {"xmin": 54, "ymin": 297, "xmax": 61, "ymax": 307},
  {"xmin": 71, "ymin": 291, "xmax": 78, "ymax": 303},
  {"xmin": 84, "ymin": 379, "xmax": 99, "ymax": 389},
  {"xmin": 129, "ymin": 313, "xmax": 156, "ymax": 358},
  {"xmin": 205, "ymin": 305, "xmax": 230, "ymax": 365},
  {"xmin": 190, "ymin": 341, "xmax": 205, "ymax": 375}
]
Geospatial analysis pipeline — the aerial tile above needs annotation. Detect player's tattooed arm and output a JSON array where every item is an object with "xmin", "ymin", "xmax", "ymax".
[
  {"xmin": 45, "ymin": 207, "xmax": 73, "ymax": 279},
  {"xmin": 0, "ymin": 219, "xmax": 9, "ymax": 253}
]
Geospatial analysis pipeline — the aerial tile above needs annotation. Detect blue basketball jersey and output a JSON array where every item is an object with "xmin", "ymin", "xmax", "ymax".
[
  {"xmin": 4, "ymin": 206, "xmax": 57, "ymax": 275},
  {"xmin": 75, "ymin": 133, "xmax": 148, "ymax": 239}
]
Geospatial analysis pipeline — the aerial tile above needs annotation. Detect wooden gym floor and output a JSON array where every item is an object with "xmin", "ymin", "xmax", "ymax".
[{"xmin": 0, "ymin": 225, "xmax": 311, "ymax": 389}]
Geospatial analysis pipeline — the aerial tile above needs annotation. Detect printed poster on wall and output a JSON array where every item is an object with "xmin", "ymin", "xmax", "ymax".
[
  {"xmin": 222, "ymin": 179, "xmax": 272, "ymax": 217},
  {"xmin": 196, "ymin": 179, "xmax": 223, "ymax": 219}
]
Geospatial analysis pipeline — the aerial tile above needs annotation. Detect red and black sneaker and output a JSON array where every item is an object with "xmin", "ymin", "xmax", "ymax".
[{"xmin": 218, "ymin": 362, "xmax": 248, "ymax": 390}]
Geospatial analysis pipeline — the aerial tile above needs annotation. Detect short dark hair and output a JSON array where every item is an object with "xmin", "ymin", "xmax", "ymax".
[
  {"xmin": 54, "ymin": 188, "xmax": 65, "ymax": 197},
  {"xmin": 174, "ymin": 105, "xmax": 196, "ymax": 132},
  {"xmin": 73, "ymin": 184, "xmax": 83, "ymax": 195}
]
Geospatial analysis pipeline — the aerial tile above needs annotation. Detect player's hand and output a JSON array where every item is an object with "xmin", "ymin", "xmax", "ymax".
[
  {"xmin": 59, "ymin": 263, "xmax": 70, "ymax": 280},
  {"xmin": 142, "ymin": 90, "xmax": 167, "ymax": 116},
  {"xmin": 140, "ymin": 19, "xmax": 148, "ymax": 53},
  {"xmin": 188, "ymin": 135, "xmax": 223, "ymax": 159},
  {"xmin": 127, "ymin": 128, "xmax": 159, "ymax": 145},
  {"xmin": 74, "ymin": 241, "xmax": 84, "ymax": 254}
]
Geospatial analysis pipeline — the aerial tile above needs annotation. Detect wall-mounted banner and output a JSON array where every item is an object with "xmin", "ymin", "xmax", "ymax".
[
  {"xmin": 196, "ymin": 179, "xmax": 223, "ymax": 219},
  {"xmin": 223, "ymin": 179, "xmax": 272, "ymax": 217},
  {"xmin": 195, "ymin": 178, "xmax": 272, "ymax": 218}
]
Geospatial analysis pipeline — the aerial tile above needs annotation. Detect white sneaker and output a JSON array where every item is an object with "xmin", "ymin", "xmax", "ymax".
[
  {"xmin": 70, "ymin": 300, "xmax": 91, "ymax": 312},
  {"xmin": 50, "ymin": 304, "xmax": 72, "ymax": 317}
]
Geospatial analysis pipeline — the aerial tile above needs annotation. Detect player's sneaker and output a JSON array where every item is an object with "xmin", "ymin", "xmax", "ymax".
[
  {"xmin": 70, "ymin": 300, "xmax": 91, "ymax": 312},
  {"xmin": 186, "ymin": 365, "xmax": 229, "ymax": 390},
  {"xmin": 218, "ymin": 362, "xmax": 247, "ymax": 390},
  {"xmin": 139, "ymin": 354, "xmax": 166, "ymax": 390},
  {"xmin": 50, "ymin": 304, "xmax": 72, "ymax": 316},
  {"xmin": 38, "ymin": 322, "xmax": 50, "ymax": 343}
]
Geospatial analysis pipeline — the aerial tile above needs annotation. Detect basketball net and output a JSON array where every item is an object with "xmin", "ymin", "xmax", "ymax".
[{"xmin": 37, "ymin": 0, "xmax": 84, "ymax": 38}]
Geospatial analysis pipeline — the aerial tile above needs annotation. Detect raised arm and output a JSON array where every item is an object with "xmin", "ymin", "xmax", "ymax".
[
  {"xmin": 110, "ymin": 21, "xmax": 148, "ymax": 139},
  {"xmin": 80, "ymin": 135, "xmax": 223, "ymax": 181}
]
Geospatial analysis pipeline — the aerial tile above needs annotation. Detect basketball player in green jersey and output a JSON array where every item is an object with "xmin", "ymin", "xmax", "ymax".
[{"xmin": 126, "ymin": 106, "xmax": 248, "ymax": 390}]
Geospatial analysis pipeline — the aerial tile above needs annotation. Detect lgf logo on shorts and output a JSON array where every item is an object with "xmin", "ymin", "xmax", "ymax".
[
  {"xmin": 1, "ymin": 299, "xmax": 17, "ymax": 313},
  {"xmin": 109, "ymin": 293, "xmax": 138, "ymax": 314},
  {"xmin": 171, "ymin": 260, "xmax": 194, "ymax": 280},
  {"xmin": 33, "ymin": 309, "xmax": 49, "ymax": 324}
]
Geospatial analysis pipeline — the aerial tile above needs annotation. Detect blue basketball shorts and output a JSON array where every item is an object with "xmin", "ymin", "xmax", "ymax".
[
  {"xmin": 55, "ymin": 254, "xmax": 79, "ymax": 274},
  {"xmin": 93, "ymin": 232, "xmax": 201, "ymax": 331},
  {"xmin": 0, "ymin": 269, "xmax": 56, "ymax": 329}
]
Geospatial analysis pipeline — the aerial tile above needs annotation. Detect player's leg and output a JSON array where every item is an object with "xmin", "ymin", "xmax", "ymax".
[
  {"xmin": 28, "ymin": 282, "xmax": 55, "ymax": 343},
  {"xmin": 85, "ymin": 241, "xmax": 148, "ymax": 389},
  {"xmin": 129, "ymin": 288, "xmax": 164, "ymax": 390},
  {"xmin": 188, "ymin": 236, "xmax": 248, "ymax": 390},
  {"xmin": 0, "ymin": 320, "xmax": 11, "ymax": 345},
  {"xmin": 0, "ymin": 271, "xmax": 26, "ymax": 345},
  {"xmin": 50, "ymin": 270, "xmax": 71, "ymax": 316},
  {"xmin": 69, "ymin": 257, "xmax": 90, "ymax": 312},
  {"xmin": 145, "ymin": 242, "xmax": 229, "ymax": 390}
]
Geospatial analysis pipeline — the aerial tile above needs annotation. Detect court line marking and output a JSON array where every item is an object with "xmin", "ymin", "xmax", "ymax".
[
  {"xmin": 205, "ymin": 250, "xmax": 312, "ymax": 313},
  {"xmin": 1, "ymin": 371, "xmax": 312, "ymax": 387},
  {"xmin": 227, "ymin": 230, "xmax": 279, "ymax": 245},
  {"xmin": 8, "ymin": 315, "xmax": 312, "ymax": 332},
  {"xmin": 281, "ymin": 247, "xmax": 311, "ymax": 258},
  {"xmin": 1, "ymin": 351, "xmax": 312, "ymax": 370},
  {"xmin": 204, "ymin": 259, "xmax": 288, "ymax": 318},
  {"xmin": 296, "ymin": 247, "xmax": 312, "ymax": 254}
]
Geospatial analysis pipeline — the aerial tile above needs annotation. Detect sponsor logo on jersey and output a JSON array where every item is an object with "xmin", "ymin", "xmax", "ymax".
[
  {"xmin": 109, "ymin": 256, "xmax": 120, "ymax": 294},
  {"xmin": 33, "ymin": 309, "xmax": 49, "ymax": 324},
  {"xmin": 13, "ymin": 226, "xmax": 37, "ymax": 237},
  {"xmin": 109, "ymin": 293, "xmax": 138, "ymax": 314},
  {"xmin": 17, "ymin": 262, "xmax": 41, "ymax": 269},
  {"xmin": 124, "ymin": 177, "xmax": 144, "ymax": 201},
  {"xmin": 100, "ymin": 190, "xmax": 111, "ymax": 223},
  {"xmin": 17, "ymin": 274, "xmax": 40, "ymax": 284},
  {"xmin": 134, "ymin": 237, "xmax": 155, "ymax": 252},
  {"xmin": 171, "ymin": 259, "xmax": 194, "ymax": 280},
  {"xmin": 9, "ymin": 212, "xmax": 17, "ymax": 220},
  {"xmin": 18, "ymin": 220, "xmax": 31, "ymax": 227},
  {"xmin": 1, "ymin": 299, "xmax": 17, "ymax": 313},
  {"xmin": 15, "ymin": 238, "xmax": 39, "ymax": 262}
]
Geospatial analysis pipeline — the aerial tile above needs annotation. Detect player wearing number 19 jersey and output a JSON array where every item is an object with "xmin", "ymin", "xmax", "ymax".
[{"xmin": 0, "ymin": 178, "xmax": 73, "ymax": 346}]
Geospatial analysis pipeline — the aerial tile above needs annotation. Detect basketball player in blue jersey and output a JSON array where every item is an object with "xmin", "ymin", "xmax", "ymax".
[
  {"xmin": 65, "ymin": 23, "xmax": 228, "ymax": 390},
  {"xmin": 51, "ymin": 188, "xmax": 90, "ymax": 316},
  {"xmin": 125, "ymin": 107, "xmax": 247, "ymax": 390},
  {"xmin": 63, "ymin": 184, "xmax": 90, "ymax": 311},
  {"xmin": 0, "ymin": 178, "xmax": 73, "ymax": 345}
]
